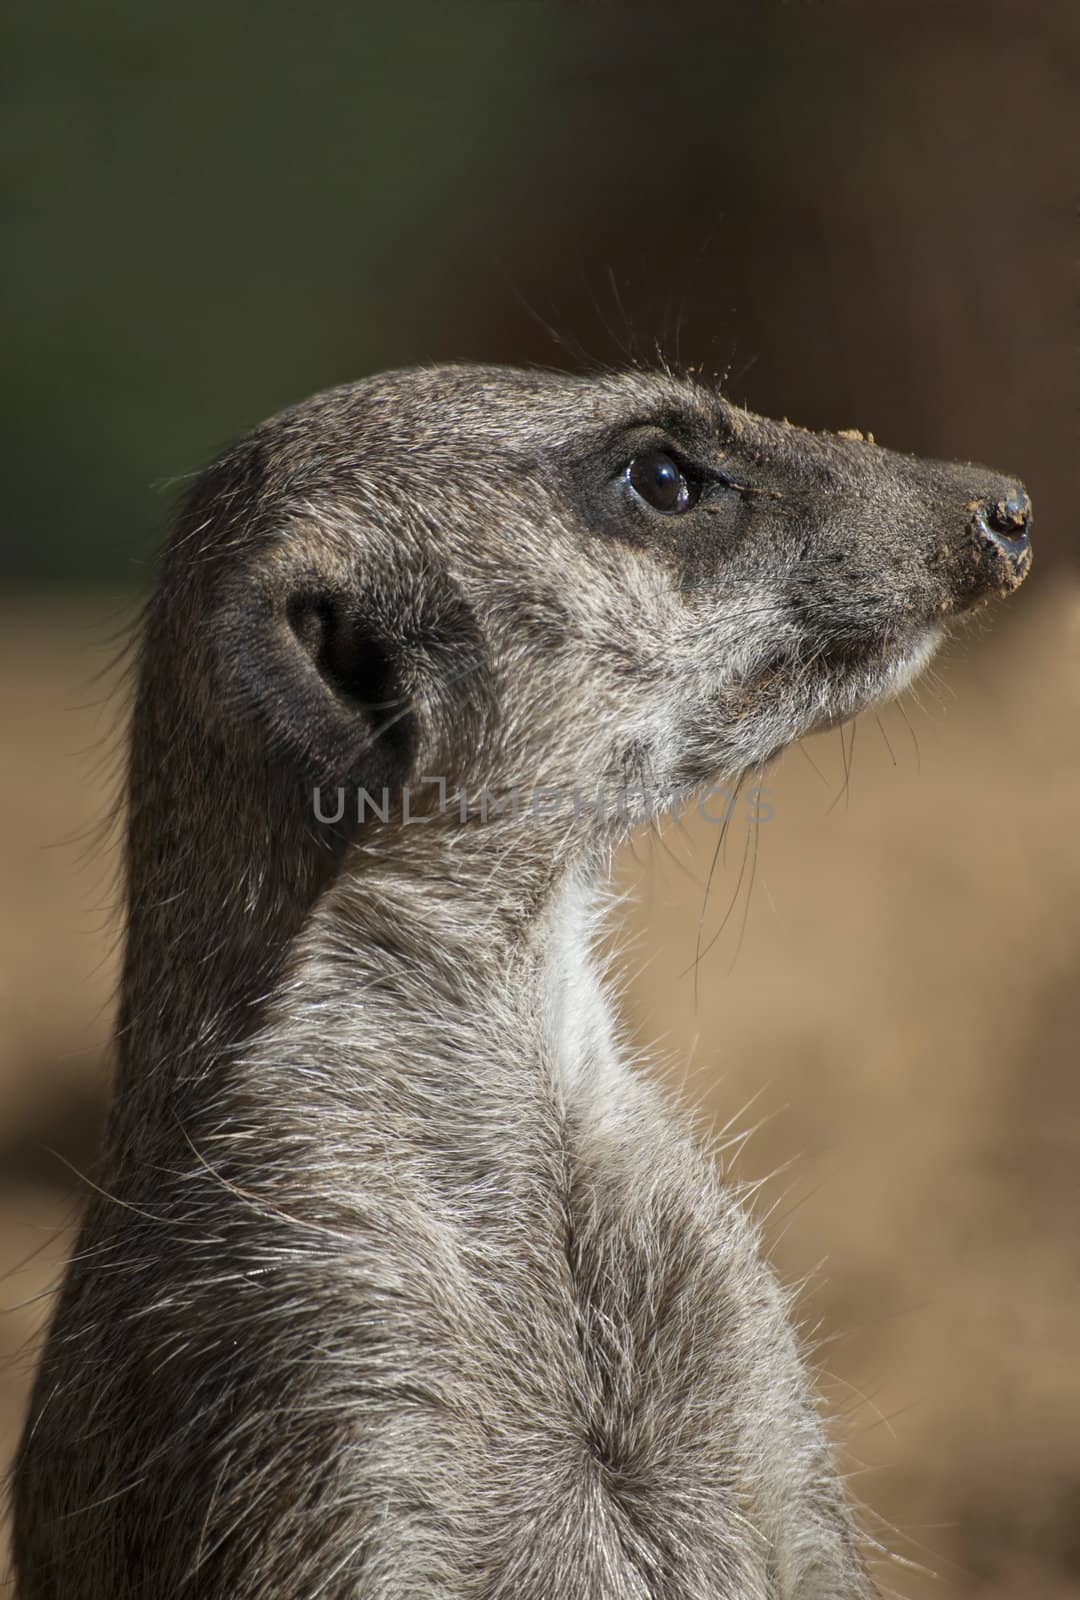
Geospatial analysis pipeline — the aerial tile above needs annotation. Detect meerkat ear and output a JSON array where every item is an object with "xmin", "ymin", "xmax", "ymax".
[{"xmin": 219, "ymin": 570, "xmax": 416, "ymax": 796}]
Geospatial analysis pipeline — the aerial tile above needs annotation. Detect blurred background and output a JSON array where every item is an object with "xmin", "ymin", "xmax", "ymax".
[{"xmin": 2, "ymin": 2, "xmax": 1077, "ymax": 1594}]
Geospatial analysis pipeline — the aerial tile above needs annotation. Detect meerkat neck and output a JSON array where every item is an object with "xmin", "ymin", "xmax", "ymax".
[
  {"xmin": 151, "ymin": 829, "xmax": 626, "ymax": 1230},
  {"xmin": 116, "ymin": 799, "xmax": 619, "ymax": 1169},
  {"xmin": 289, "ymin": 826, "xmax": 619, "ymax": 1085}
]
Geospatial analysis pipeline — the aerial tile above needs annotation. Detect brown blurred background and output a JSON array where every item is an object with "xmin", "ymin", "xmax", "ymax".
[{"xmin": 2, "ymin": 3, "xmax": 1077, "ymax": 1595}]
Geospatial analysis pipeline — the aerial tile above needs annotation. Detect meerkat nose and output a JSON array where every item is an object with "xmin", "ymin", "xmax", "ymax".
[
  {"xmin": 969, "ymin": 484, "xmax": 1033, "ymax": 594},
  {"xmin": 985, "ymin": 487, "xmax": 1032, "ymax": 545}
]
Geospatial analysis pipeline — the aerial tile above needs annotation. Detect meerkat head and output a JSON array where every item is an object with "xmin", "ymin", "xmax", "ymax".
[{"xmin": 174, "ymin": 363, "xmax": 1031, "ymax": 850}]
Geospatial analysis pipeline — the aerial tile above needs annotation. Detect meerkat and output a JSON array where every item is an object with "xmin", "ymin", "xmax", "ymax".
[{"xmin": 13, "ymin": 365, "xmax": 1032, "ymax": 1599}]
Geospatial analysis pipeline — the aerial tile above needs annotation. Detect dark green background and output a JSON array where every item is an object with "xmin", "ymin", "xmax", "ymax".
[{"xmin": 4, "ymin": 2, "xmax": 1074, "ymax": 585}]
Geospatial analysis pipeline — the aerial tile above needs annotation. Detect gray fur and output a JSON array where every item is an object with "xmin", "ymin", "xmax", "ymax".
[{"xmin": 13, "ymin": 365, "xmax": 1031, "ymax": 1598}]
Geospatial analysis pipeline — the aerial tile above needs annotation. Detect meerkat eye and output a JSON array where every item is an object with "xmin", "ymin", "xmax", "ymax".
[{"xmin": 626, "ymin": 450, "xmax": 699, "ymax": 514}]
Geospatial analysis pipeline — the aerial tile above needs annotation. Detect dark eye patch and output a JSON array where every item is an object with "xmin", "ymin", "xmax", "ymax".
[{"xmin": 552, "ymin": 407, "xmax": 753, "ymax": 561}]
